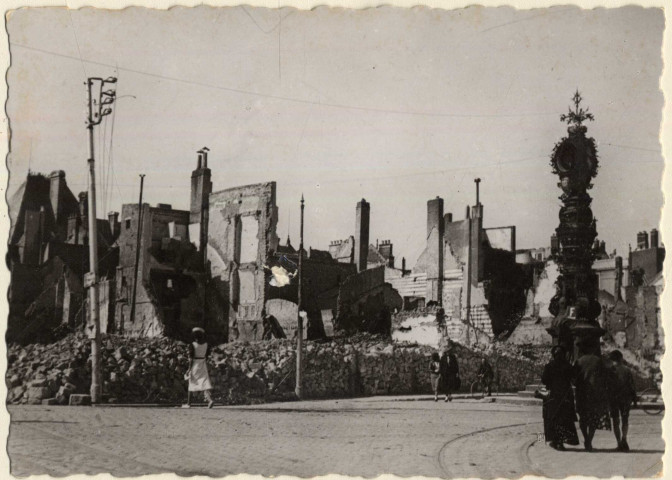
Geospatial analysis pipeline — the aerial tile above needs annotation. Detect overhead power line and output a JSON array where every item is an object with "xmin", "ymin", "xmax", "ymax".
[
  {"xmin": 58, "ymin": 147, "xmax": 663, "ymax": 194},
  {"xmin": 602, "ymin": 143, "xmax": 661, "ymax": 154},
  {"xmin": 11, "ymin": 42, "xmax": 560, "ymax": 119}
]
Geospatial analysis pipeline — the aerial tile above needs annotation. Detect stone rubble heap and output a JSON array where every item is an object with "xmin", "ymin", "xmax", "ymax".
[{"xmin": 6, "ymin": 333, "xmax": 546, "ymax": 405}]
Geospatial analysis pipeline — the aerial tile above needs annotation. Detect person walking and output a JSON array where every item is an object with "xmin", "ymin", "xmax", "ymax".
[
  {"xmin": 573, "ymin": 340, "xmax": 611, "ymax": 451},
  {"xmin": 429, "ymin": 352, "xmax": 442, "ymax": 402},
  {"xmin": 607, "ymin": 350, "xmax": 637, "ymax": 451},
  {"xmin": 541, "ymin": 346, "xmax": 580, "ymax": 450},
  {"xmin": 440, "ymin": 345, "xmax": 460, "ymax": 402},
  {"xmin": 477, "ymin": 356, "xmax": 495, "ymax": 396},
  {"xmin": 184, "ymin": 327, "xmax": 214, "ymax": 409}
]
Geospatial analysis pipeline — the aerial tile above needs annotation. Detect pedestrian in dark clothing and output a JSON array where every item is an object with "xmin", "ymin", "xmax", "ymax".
[
  {"xmin": 429, "ymin": 352, "xmax": 442, "ymax": 402},
  {"xmin": 262, "ymin": 314, "xmax": 273, "ymax": 340},
  {"xmin": 541, "ymin": 346, "xmax": 579, "ymax": 450},
  {"xmin": 573, "ymin": 342, "xmax": 611, "ymax": 451},
  {"xmin": 607, "ymin": 350, "xmax": 636, "ymax": 451},
  {"xmin": 477, "ymin": 357, "xmax": 495, "ymax": 396},
  {"xmin": 440, "ymin": 347, "xmax": 460, "ymax": 402}
]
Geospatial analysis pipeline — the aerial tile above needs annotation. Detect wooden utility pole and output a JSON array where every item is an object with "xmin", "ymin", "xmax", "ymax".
[
  {"xmin": 129, "ymin": 174, "xmax": 145, "ymax": 327},
  {"xmin": 465, "ymin": 206, "xmax": 472, "ymax": 346},
  {"xmin": 295, "ymin": 194, "xmax": 305, "ymax": 399},
  {"xmin": 85, "ymin": 76, "xmax": 117, "ymax": 404}
]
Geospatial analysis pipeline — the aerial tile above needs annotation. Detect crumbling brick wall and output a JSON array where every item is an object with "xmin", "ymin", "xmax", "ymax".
[
  {"xmin": 623, "ymin": 286, "xmax": 661, "ymax": 355},
  {"xmin": 207, "ymin": 182, "xmax": 279, "ymax": 341}
]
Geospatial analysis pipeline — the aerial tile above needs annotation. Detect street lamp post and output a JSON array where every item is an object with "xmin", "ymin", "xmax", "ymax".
[
  {"xmin": 295, "ymin": 194, "xmax": 305, "ymax": 399},
  {"xmin": 85, "ymin": 76, "xmax": 117, "ymax": 404}
]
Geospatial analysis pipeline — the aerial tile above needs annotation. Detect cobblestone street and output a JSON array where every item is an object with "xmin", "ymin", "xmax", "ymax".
[{"xmin": 7, "ymin": 397, "xmax": 664, "ymax": 478}]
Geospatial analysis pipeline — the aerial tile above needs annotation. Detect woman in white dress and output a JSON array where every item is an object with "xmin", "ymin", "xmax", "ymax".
[{"xmin": 185, "ymin": 327, "xmax": 214, "ymax": 408}]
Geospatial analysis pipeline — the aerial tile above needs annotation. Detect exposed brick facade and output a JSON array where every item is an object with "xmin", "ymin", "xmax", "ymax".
[{"xmin": 207, "ymin": 182, "xmax": 279, "ymax": 342}]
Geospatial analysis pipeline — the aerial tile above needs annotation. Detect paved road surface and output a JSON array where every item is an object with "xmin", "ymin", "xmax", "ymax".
[{"xmin": 7, "ymin": 397, "xmax": 664, "ymax": 478}]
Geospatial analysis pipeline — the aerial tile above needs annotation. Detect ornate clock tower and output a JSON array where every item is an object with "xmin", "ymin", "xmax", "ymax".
[{"xmin": 548, "ymin": 91, "xmax": 605, "ymax": 355}]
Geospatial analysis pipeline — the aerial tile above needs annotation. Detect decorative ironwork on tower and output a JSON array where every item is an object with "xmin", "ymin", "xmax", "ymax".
[{"xmin": 548, "ymin": 91, "xmax": 605, "ymax": 353}]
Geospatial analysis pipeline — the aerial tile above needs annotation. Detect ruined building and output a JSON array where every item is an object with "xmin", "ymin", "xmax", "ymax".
[
  {"xmin": 318, "ymin": 199, "xmax": 402, "ymax": 334},
  {"xmin": 109, "ymin": 149, "xmax": 401, "ymax": 343},
  {"xmin": 206, "ymin": 180, "xmax": 279, "ymax": 341},
  {"xmin": 609, "ymin": 229, "xmax": 664, "ymax": 355},
  {"xmin": 388, "ymin": 196, "xmax": 525, "ymax": 342},
  {"xmin": 629, "ymin": 229, "xmax": 665, "ymax": 287},
  {"xmin": 7, "ymin": 170, "xmax": 119, "ymax": 343},
  {"xmin": 205, "ymin": 191, "xmax": 400, "ymax": 342},
  {"xmin": 114, "ymin": 150, "xmax": 224, "ymax": 340},
  {"xmin": 266, "ymin": 244, "xmax": 358, "ymax": 339},
  {"xmin": 510, "ymin": 228, "xmax": 664, "ymax": 353}
]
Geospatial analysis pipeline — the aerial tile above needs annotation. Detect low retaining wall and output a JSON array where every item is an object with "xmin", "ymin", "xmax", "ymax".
[{"xmin": 6, "ymin": 334, "xmax": 545, "ymax": 405}]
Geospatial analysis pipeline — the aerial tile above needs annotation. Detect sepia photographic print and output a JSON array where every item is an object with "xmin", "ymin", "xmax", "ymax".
[{"xmin": 2, "ymin": 2, "xmax": 668, "ymax": 478}]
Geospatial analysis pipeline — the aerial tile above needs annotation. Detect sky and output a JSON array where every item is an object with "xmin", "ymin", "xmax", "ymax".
[{"xmin": 5, "ymin": 5, "xmax": 665, "ymax": 266}]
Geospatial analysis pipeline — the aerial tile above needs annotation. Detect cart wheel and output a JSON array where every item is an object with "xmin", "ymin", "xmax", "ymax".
[
  {"xmin": 471, "ymin": 380, "xmax": 485, "ymax": 400},
  {"xmin": 641, "ymin": 388, "xmax": 663, "ymax": 415}
]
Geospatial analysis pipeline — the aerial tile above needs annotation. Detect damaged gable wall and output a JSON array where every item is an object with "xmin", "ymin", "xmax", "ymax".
[
  {"xmin": 115, "ymin": 203, "xmax": 194, "ymax": 338},
  {"xmin": 393, "ymin": 199, "xmax": 527, "ymax": 344},
  {"xmin": 207, "ymin": 182, "xmax": 279, "ymax": 341}
]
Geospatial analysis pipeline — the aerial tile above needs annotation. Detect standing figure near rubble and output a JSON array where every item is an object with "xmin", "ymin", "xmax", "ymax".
[
  {"xmin": 573, "ymin": 339, "xmax": 611, "ymax": 451},
  {"xmin": 541, "ymin": 346, "xmax": 579, "ymax": 450},
  {"xmin": 429, "ymin": 352, "xmax": 442, "ymax": 402},
  {"xmin": 477, "ymin": 356, "xmax": 495, "ymax": 397},
  {"xmin": 185, "ymin": 327, "xmax": 214, "ymax": 409},
  {"xmin": 607, "ymin": 350, "xmax": 637, "ymax": 451},
  {"xmin": 440, "ymin": 344, "xmax": 460, "ymax": 402}
]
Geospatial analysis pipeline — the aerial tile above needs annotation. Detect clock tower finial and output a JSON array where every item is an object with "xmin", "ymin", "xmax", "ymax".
[{"xmin": 560, "ymin": 89, "xmax": 595, "ymax": 127}]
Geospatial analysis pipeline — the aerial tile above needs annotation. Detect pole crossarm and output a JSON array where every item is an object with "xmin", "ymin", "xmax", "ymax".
[{"xmin": 86, "ymin": 77, "xmax": 118, "ymax": 127}]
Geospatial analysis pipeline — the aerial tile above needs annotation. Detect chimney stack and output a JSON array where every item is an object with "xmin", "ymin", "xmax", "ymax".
[
  {"xmin": 67, "ymin": 213, "xmax": 80, "ymax": 245},
  {"xmin": 427, "ymin": 197, "xmax": 444, "ymax": 303},
  {"xmin": 427, "ymin": 197, "xmax": 444, "ymax": 238},
  {"xmin": 551, "ymin": 233, "xmax": 559, "ymax": 254},
  {"xmin": 78, "ymin": 192, "xmax": 88, "ymax": 218},
  {"xmin": 202, "ymin": 146, "xmax": 210, "ymax": 168},
  {"xmin": 49, "ymin": 170, "xmax": 66, "ymax": 223},
  {"xmin": 108, "ymin": 211, "xmax": 120, "ymax": 239},
  {"xmin": 38, "ymin": 206, "xmax": 45, "ymax": 265},
  {"xmin": 355, "ymin": 199, "xmax": 370, "ymax": 272},
  {"xmin": 190, "ymin": 147, "xmax": 213, "ymax": 262},
  {"xmin": 615, "ymin": 256, "xmax": 623, "ymax": 301},
  {"xmin": 650, "ymin": 228, "xmax": 659, "ymax": 248},
  {"xmin": 637, "ymin": 231, "xmax": 649, "ymax": 250},
  {"xmin": 378, "ymin": 240, "xmax": 394, "ymax": 268}
]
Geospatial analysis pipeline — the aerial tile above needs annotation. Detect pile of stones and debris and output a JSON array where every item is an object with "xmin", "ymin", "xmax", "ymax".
[
  {"xmin": 6, "ymin": 332, "xmax": 555, "ymax": 406},
  {"xmin": 6, "ymin": 334, "xmax": 295, "ymax": 405}
]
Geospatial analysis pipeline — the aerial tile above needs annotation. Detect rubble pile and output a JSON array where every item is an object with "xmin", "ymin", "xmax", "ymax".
[
  {"xmin": 6, "ymin": 333, "xmax": 546, "ymax": 405},
  {"xmin": 6, "ymin": 334, "xmax": 298, "ymax": 405}
]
